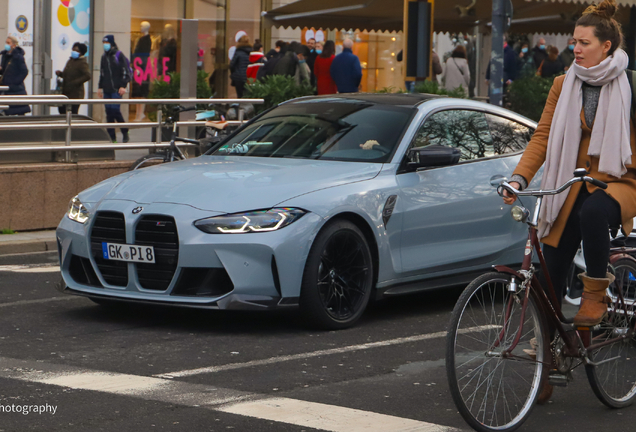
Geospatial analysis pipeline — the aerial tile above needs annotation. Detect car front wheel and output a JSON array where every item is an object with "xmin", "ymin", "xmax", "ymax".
[{"xmin": 300, "ymin": 220, "xmax": 374, "ymax": 330}]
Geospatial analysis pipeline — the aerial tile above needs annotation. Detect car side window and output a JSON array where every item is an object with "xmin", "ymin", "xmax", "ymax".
[
  {"xmin": 412, "ymin": 110, "xmax": 494, "ymax": 161},
  {"xmin": 485, "ymin": 114, "xmax": 533, "ymax": 155}
]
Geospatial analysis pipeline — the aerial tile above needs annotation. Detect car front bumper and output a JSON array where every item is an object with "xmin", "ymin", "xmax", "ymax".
[{"xmin": 57, "ymin": 200, "xmax": 322, "ymax": 310}]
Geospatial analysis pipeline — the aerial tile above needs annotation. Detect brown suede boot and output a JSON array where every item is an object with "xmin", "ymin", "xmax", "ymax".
[{"xmin": 573, "ymin": 273, "xmax": 614, "ymax": 327}]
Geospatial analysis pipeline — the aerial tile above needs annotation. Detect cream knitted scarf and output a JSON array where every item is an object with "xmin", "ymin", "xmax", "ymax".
[{"xmin": 538, "ymin": 49, "xmax": 631, "ymax": 239}]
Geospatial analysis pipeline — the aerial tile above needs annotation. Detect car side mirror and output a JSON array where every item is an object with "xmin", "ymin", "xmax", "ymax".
[{"xmin": 407, "ymin": 145, "xmax": 461, "ymax": 171}]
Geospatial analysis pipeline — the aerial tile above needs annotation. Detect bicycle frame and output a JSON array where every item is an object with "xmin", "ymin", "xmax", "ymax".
[{"xmin": 492, "ymin": 179, "xmax": 636, "ymax": 364}]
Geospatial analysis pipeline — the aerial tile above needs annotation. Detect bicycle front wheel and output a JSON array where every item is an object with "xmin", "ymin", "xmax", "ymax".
[
  {"xmin": 446, "ymin": 272, "xmax": 548, "ymax": 432},
  {"xmin": 585, "ymin": 257, "xmax": 636, "ymax": 408}
]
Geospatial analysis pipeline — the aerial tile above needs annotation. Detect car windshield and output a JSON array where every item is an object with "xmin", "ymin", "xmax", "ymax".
[{"xmin": 210, "ymin": 99, "xmax": 415, "ymax": 162}]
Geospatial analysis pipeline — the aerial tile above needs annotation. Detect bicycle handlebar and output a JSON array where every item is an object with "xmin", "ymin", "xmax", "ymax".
[{"xmin": 497, "ymin": 175, "xmax": 608, "ymax": 198}]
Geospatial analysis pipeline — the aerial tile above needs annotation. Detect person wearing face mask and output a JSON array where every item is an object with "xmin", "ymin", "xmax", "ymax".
[
  {"xmin": 98, "ymin": 35, "xmax": 131, "ymax": 143},
  {"xmin": 307, "ymin": 40, "xmax": 321, "ymax": 88},
  {"xmin": 517, "ymin": 42, "xmax": 536, "ymax": 77},
  {"xmin": 55, "ymin": 42, "xmax": 90, "ymax": 115},
  {"xmin": 559, "ymin": 37, "xmax": 576, "ymax": 70},
  {"xmin": 503, "ymin": 1, "xmax": 636, "ymax": 404},
  {"xmin": 294, "ymin": 44, "xmax": 311, "ymax": 86},
  {"xmin": 0, "ymin": 35, "xmax": 30, "ymax": 115},
  {"xmin": 532, "ymin": 38, "xmax": 548, "ymax": 69}
]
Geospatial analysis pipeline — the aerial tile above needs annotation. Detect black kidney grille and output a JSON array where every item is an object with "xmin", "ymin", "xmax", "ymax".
[
  {"xmin": 90, "ymin": 211, "xmax": 128, "ymax": 287},
  {"xmin": 134, "ymin": 215, "xmax": 179, "ymax": 291}
]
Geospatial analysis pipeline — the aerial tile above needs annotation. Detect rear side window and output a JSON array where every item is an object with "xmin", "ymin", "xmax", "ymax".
[{"xmin": 485, "ymin": 114, "xmax": 533, "ymax": 155}]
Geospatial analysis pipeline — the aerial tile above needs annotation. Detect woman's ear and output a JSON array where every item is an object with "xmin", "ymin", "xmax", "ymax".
[{"xmin": 603, "ymin": 40, "xmax": 612, "ymax": 55}]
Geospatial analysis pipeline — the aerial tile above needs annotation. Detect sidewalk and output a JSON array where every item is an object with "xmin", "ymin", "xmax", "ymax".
[{"xmin": 0, "ymin": 230, "xmax": 57, "ymax": 255}]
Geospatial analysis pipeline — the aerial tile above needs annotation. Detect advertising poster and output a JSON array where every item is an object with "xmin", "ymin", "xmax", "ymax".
[
  {"xmin": 50, "ymin": 0, "xmax": 91, "ymax": 114},
  {"xmin": 7, "ymin": 0, "xmax": 34, "ymax": 96}
]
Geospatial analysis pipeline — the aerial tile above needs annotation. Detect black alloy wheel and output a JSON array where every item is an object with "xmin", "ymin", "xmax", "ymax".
[{"xmin": 300, "ymin": 220, "xmax": 374, "ymax": 330}]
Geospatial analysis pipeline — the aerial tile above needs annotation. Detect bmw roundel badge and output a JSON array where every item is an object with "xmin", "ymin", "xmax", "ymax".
[{"xmin": 132, "ymin": 207, "xmax": 143, "ymax": 214}]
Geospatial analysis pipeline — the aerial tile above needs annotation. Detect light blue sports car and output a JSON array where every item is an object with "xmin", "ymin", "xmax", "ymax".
[{"xmin": 57, "ymin": 94, "xmax": 540, "ymax": 329}]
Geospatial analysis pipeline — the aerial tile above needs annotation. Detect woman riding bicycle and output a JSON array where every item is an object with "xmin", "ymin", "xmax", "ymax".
[{"xmin": 504, "ymin": 0, "xmax": 636, "ymax": 329}]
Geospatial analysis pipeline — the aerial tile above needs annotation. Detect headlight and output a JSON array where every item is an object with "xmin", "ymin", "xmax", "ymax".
[
  {"xmin": 67, "ymin": 196, "xmax": 90, "ymax": 224},
  {"xmin": 194, "ymin": 208, "xmax": 306, "ymax": 234},
  {"xmin": 510, "ymin": 205, "xmax": 529, "ymax": 223}
]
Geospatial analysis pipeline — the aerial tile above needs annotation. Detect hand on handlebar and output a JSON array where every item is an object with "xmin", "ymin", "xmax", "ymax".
[{"xmin": 502, "ymin": 181, "xmax": 520, "ymax": 205}]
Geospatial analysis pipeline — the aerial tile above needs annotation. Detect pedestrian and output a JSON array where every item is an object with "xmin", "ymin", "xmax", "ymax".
[
  {"xmin": 246, "ymin": 41, "xmax": 265, "ymax": 83},
  {"xmin": 273, "ymin": 41, "xmax": 299, "ymax": 77},
  {"xmin": 229, "ymin": 35, "xmax": 251, "ymax": 97},
  {"xmin": 98, "ymin": 35, "xmax": 131, "ymax": 143},
  {"xmin": 314, "ymin": 40, "xmax": 337, "ymax": 95},
  {"xmin": 308, "ymin": 40, "xmax": 321, "ymax": 87},
  {"xmin": 441, "ymin": 45, "xmax": 470, "ymax": 92},
  {"xmin": 517, "ymin": 42, "xmax": 536, "ymax": 78},
  {"xmin": 330, "ymin": 38, "xmax": 362, "ymax": 93},
  {"xmin": 0, "ymin": 35, "xmax": 30, "ymax": 115},
  {"xmin": 559, "ymin": 37, "xmax": 576, "ymax": 70},
  {"xmin": 503, "ymin": 3, "xmax": 636, "ymax": 403},
  {"xmin": 485, "ymin": 39, "xmax": 517, "ymax": 90},
  {"xmin": 55, "ymin": 42, "xmax": 90, "ymax": 115},
  {"xmin": 258, "ymin": 40, "xmax": 286, "ymax": 80},
  {"xmin": 294, "ymin": 44, "xmax": 311, "ymax": 86},
  {"xmin": 532, "ymin": 38, "xmax": 548, "ymax": 69},
  {"xmin": 431, "ymin": 50, "xmax": 443, "ymax": 83},
  {"xmin": 538, "ymin": 46, "xmax": 565, "ymax": 78}
]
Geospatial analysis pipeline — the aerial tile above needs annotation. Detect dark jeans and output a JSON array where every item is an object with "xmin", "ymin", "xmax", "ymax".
[
  {"xmin": 234, "ymin": 81, "xmax": 245, "ymax": 98},
  {"xmin": 103, "ymin": 92, "xmax": 128, "ymax": 141},
  {"xmin": 58, "ymin": 105, "xmax": 80, "ymax": 115},
  {"xmin": 542, "ymin": 187, "xmax": 621, "ymax": 304}
]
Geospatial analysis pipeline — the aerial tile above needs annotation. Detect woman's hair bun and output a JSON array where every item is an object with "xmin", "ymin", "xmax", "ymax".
[{"xmin": 584, "ymin": 0, "xmax": 618, "ymax": 20}]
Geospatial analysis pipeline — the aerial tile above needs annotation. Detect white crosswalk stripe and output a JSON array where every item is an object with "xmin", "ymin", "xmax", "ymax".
[{"xmin": 0, "ymin": 264, "xmax": 60, "ymax": 273}]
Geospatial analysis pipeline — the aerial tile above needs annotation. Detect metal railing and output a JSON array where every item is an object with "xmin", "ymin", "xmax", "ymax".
[{"xmin": 0, "ymin": 97, "xmax": 263, "ymax": 161}]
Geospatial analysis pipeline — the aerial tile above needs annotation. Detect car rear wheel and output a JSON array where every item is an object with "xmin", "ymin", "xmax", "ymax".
[{"xmin": 300, "ymin": 220, "xmax": 373, "ymax": 330}]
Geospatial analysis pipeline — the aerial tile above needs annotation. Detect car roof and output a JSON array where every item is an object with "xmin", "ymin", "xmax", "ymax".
[{"xmin": 288, "ymin": 93, "xmax": 444, "ymax": 107}]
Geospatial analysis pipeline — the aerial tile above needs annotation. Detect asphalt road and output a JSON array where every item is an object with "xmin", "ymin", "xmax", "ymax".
[{"xmin": 0, "ymin": 250, "xmax": 635, "ymax": 432}]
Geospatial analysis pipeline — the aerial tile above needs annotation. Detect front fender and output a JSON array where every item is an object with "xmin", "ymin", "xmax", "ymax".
[{"xmin": 492, "ymin": 265, "xmax": 526, "ymax": 281}]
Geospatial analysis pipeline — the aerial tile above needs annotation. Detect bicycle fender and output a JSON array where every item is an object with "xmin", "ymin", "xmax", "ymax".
[
  {"xmin": 492, "ymin": 265, "xmax": 526, "ymax": 281},
  {"xmin": 610, "ymin": 253, "xmax": 636, "ymax": 265}
]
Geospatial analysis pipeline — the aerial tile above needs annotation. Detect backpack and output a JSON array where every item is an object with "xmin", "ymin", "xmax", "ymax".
[{"xmin": 115, "ymin": 50, "xmax": 133, "ymax": 79}]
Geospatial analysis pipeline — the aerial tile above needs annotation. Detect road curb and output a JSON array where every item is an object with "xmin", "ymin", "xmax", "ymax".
[{"xmin": 0, "ymin": 239, "xmax": 57, "ymax": 256}]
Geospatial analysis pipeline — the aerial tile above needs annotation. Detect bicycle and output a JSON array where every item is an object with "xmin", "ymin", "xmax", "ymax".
[
  {"xmin": 129, "ymin": 106, "xmax": 202, "ymax": 170},
  {"xmin": 445, "ymin": 168, "xmax": 636, "ymax": 432}
]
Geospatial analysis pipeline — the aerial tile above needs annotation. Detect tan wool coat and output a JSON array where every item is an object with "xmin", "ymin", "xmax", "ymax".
[{"xmin": 513, "ymin": 74, "xmax": 636, "ymax": 248}]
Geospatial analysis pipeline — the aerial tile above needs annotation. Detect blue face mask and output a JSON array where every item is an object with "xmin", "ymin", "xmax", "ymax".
[
  {"xmin": 103, "ymin": 43, "xmax": 111, "ymax": 52},
  {"xmin": 539, "ymin": 44, "xmax": 546, "ymax": 50},
  {"xmin": 299, "ymin": 59, "xmax": 306, "ymax": 64},
  {"xmin": 71, "ymin": 51, "xmax": 80, "ymax": 59},
  {"xmin": 316, "ymin": 49, "xmax": 322, "ymax": 55},
  {"xmin": 4, "ymin": 44, "xmax": 11, "ymax": 52},
  {"xmin": 197, "ymin": 61, "xmax": 203, "ymax": 67},
  {"xmin": 521, "ymin": 47, "xmax": 528, "ymax": 54},
  {"xmin": 569, "ymin": 44, "xmax": 575, "ymax": 51}
]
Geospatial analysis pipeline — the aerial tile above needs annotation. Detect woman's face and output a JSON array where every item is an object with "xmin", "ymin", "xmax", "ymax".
[
  {"xmin": 573, "ymin": 25, "xmax": 612, "ymax": 68},
  {"xmin": 316, "ymin": 42, "xmax": 323, "ymax": 51},
  {"xmin": 5, "ymin": 38, "xmax": 14, "ymax": 50}
]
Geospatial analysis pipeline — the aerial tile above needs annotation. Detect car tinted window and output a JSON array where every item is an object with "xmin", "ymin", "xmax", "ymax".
[
  {"xmin": 413, "ymin": 110, "xmax": 494, "ymax": 161},
  {"xmin": 212, "ymin": 100, "xmax": 415, "ymax": 162},
  {"xmin": 485, "ymin": 114, "xmax": 533, "ymax": 155}
]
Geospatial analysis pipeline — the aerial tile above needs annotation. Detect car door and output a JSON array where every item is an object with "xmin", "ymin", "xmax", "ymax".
[{"xmin": 396, "ymin": 108, "xmax": 535, "ymax": 277}]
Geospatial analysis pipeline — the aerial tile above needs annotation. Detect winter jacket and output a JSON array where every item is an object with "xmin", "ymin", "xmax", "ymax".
[
  {"xmin": 330, "ymin": 48, "xmax": 362, "ymax": 93},
  {"xmin": 295, "ymin": 61, "xmax": 311, "ymax": 86},
  {"xmin": 513, "ymin": 74, "xmax": 636, "ymax": 247},
  {"xmin": 273, "ymin": 51, "xmax": 298, "ymax": 77},
  {"xmin": 539, "ymin": 58, "xmax": 565, "ymax": 78},
  {"xmin": 442, "ymin": 57, "xmax": 470, "ymax": 91},
  {"xmin": 314, "ymin": 55, "xmax": 337, "ymax": 95},
  {"xmin": 258, "ymin": 51, "xmax": 282, "ymax": 80},
  {"xmin": 0, "ymin": 46, "xmax": 30, "ymax": 115},
  {"xmin": 517, "ymin": 53, "xmax": 535, "ymax": 78},
  {"xmin": 486, "ymin": 45, "xmax": 518, "ymax": 82},
  {"xmin": 559, "ymin": 48, "xmax": 575, "ymax": 69},
  {"xmin": 532, "ymin": 46, "xmax": 548, "ymax": 70},
  {"xmin": 246, "ymin": 51, "xmax": 265, "ymax": 82},
  {"xmin": 60, "ymin": 57, "xmax": 91, "ymax": 99},
  {"xmin": 307, "ymin": 50, "xmax": 318, "ymax": 86},
  {"xmin": 230, "ymin": 45, "xmax": 251, "ymax": 85},
  {"xmin": 99, "ymin": 47, "xmax": 131, "ymax": 93}
]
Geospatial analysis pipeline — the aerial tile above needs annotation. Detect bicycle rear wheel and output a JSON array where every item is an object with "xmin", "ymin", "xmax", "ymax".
[
  {"xmin": 585, "ymin": 257, "xmax": 636, "ymax": 408},
  {"xmin": 446, "ymin": 272, "xmax": 549, "ymax": 432}
]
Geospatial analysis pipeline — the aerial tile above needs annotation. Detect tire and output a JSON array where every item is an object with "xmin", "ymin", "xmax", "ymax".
[
  {"xmin": 585, "ymin": 257, "xmax": 636, "ymax": 408},
  {"xmin": 446, "ymin": 272, "xmax": 549, "ymax": 432},
  {"xmin": 299, "ymin": 220, "xmax": 373, "ymax": 330},
  {"xmin": 129, "ymin": 154, "xmax": 167, "ymax": 171}
]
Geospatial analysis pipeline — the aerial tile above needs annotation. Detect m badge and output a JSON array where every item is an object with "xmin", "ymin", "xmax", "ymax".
[{"xmin": 132, "ymin": 207, "xmax": 143, "ymax": 214}]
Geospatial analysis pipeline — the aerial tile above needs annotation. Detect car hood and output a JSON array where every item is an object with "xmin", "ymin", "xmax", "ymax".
[{"xmin": 99, "ymin": 156, "xmax": 382, "ymax": 213}]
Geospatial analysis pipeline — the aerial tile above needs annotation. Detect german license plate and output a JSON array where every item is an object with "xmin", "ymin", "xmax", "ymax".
[{"xmin": 102, "ymin": 243, "xmax": 155, "ymax": 263}]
